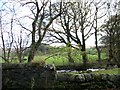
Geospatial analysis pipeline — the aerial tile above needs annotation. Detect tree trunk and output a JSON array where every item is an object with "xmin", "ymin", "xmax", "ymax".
[
  {"xmin": 18, "ymin": 55, "xmax": 22, "ymax": 63},
  {"xmin": 95, "ymin": 41, "xmax": 101, "ymax": 65},
  {"xmin": 28, "ymin": 16, "xmax": 36, "ymax": 63},
  {"xmin": 108, "ymin": 32, "xmax": 114, "ymax": 65},
  {"xmin": 28, "ymin": 38, "xmax": 42, "ymax": 63},
  {"xmin": 28, "ymin": 45, "xmax": 36, "ymax": 63},
  {"xmin": 95, "ymin": 31, "xmax": 101, "ymax": 65},
  {"xmin": 80, "ymin": 13, "xmax": 88, "ymax": 69},
  {"xmin": 81, "ymin": 45, "xmax": 87, "ymax": 69},
  {"xmin": 66, "ymin": 34, "xmax": 74, "ymax": 64},
  {"xmin": 81, "ymin": 30, "xmax": 87, "ymax": 69},
  {"xmin": 67, "ymin": 45, "xmax": 74, "ymax": 64},
  {"xmin": 94, "ymin": 7, "xmax": 101, "ymax": 65}
]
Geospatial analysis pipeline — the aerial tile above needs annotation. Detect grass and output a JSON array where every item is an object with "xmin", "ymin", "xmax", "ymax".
[
  {"xmin": 45, "ymin": 56, "xmax": 69, "ymax": 66},
  {"xmin": 40, "ymin": 52, "xmax": 108, "ymax": 66},
  {"xmin": 87, "ymin": 53, "xmax": 108, "ymax": 62},
  {"xmin": 0, "ymin": 51, "xmax": 108, "ymax": 67},
  {"xmin": 91, "ymin": 68, "xmax": 120, "ymax": 74}
]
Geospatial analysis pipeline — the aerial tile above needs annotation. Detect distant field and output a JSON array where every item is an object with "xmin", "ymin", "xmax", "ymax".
[
  {"xmin": 0, "ymin": 51, "xmax": 108, "ymax": 66},
  {"xmin": 33, "ymin": 52, "xmax": 108, "ymax": 66}
]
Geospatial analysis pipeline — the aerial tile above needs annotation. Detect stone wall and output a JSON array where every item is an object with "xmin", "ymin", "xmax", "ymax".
[
  {"xmin": 2, "ymin": 63, "xmax": 120, "ymax": 89},
  {"xmin": 56, "ymin": 73, "xmax": 120, "ymax": 84},
  {"xmin": 2, "ymin": 63, "xmax": 56, "ymax": 89},
  {"xmin": 56, "ymin": 72, "xmax": 120, "ymax": 89}
]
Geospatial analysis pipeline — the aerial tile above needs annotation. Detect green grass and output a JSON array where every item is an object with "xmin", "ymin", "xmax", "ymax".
[
  {"xmin": 0, "ymin": 50, "xmax": 108, "ymax": 67},
  {"xmin": 45, "ymin": 56, "xmax": 69, "ymax": 66},
  {"xmin": 91, "ymin": 68, "xmax": 120, "ymax": 74},
  {"xmin": 24, "ymin": 52, "xmax": 108, "ymax": 66},
  {"xmin": 40, "ymin": 52, "xmax": 108, "ymax": 66},
  {"xmin": 87, "ymin": 53, "xmax": 108, "ymax": 62}
]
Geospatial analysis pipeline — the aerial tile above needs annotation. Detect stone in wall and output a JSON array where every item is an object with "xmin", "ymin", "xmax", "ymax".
[
  {"xmin": 74, "ymin": 74, "xmax": 86, "ymax": 82},
  {"xmin": 84, "ymin": 73, "xmax": 93, "ymax": 82}
]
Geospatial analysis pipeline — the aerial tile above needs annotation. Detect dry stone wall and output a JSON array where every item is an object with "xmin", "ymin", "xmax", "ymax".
[
  {"xmin": 2, "ymin": 63, "xmax": 56, "ymax": 89},
  {"xmin": 56, "ymin": 73, "xmax": 120, "ymax": 84},
  {"xmin": 2, "ymin": 63, "xmax": 120, "ymax": 89}
]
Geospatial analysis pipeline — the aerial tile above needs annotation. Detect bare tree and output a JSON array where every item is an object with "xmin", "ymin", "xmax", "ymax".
[
  {"xmin": 50, "ymin": 2, "xmax": 74, "ymax": 64},
  {"xmin": 19, "ymin": 0, "xmax": 62, "ymax": 62},
  {"xmin": 69, "ymin": 1, "xmax": 94, "ymax": 68},
  {"xmin": 49, "ymin": 1, "xmax": 95, "ymax": 68},
  {"xmin": 93, "ymin": 0, "xmax": 106, "ymax": 65},
  {"xmin": 0, "ymin": 2, "xmax": 15, "ymax": 63},
  {"xmin": 13, "ymin": 30, "xmax": 29, "ymax": 63}
]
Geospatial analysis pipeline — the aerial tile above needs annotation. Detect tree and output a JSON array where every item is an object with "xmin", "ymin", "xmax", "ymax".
[
  {"xmin": 19, "ymin": 0, "xmax": 62, "ymax": 62},
  {"xmin": 100, "ymin": 1, "xmax": 120, "ymax": 66},
  {"xmin": 13, "ymin": 30, "xmax": 29, "ymax": 63},
  {"xmin": 100, "ymin": 14, "xmax": 120, "ymax": 66},
  {"xmin": 93, "ymin": 0, "xmax": 106, "ymax": 65},
  {"xmin": 69, "ymin": 1, "xmax": 94, "ymax": 68},
  {"xmin": 49, "ymin": 2, "xmax": 74, "ymax": 64},
  {"xmin": 0, "ymin": 2, "xmax": 15, "ymax": 63},
  {"xmin": 49, "ymin": 1, "xmax": 95, "ymax": 68}
]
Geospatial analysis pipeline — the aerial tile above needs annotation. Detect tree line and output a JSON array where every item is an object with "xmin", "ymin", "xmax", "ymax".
[{"xmin": 0, "ymin": 0, "xmax": 120, "ymax": 67}]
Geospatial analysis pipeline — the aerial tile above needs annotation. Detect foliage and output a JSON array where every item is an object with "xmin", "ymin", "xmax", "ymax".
[{"xmin": 100, "ymin": 14, "xmax": 120, "ymax": 65}]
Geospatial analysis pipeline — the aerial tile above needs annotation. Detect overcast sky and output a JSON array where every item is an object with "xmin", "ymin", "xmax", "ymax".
[
  {"xmin": 0, "ymin": 0, "xmax": 119, "ymax": 48},
  {"xmin": 0, "ymin": 0, "xmax": 104, "ymax": 48}
]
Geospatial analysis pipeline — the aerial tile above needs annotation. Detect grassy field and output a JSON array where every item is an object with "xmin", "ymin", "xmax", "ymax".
[
  {"xmin": 0, "ymin": 47, "xmax": 108, "ymax": 67},
  {"xmin": 92, "ymin": 68, "xmax": 120, "ymax": 74},
  {"xmin": 29, "ymin": 54, "xmax": 105, "ymax": 66},
  {"xmin": 0, "ymin": 52, "xmax": 108, "ymax": 66},
  {"xmin": 34, "ymin": 52, "xmax": 108, "ymax": 66}
]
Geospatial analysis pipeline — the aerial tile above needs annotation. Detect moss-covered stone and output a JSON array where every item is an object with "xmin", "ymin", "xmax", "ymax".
[
  {"xmin": 92, "ymin": 74, "xmax": 102, "ymax": 81},
  {"xmin": 84, "ymin": 73, "xmax": 93, "ymax": 81},
  {"xmin": 101, "ymin": 74, "xmax": 108, "ymax": 81},
  {"xmin": 74, "ymin": 74, "xmax": 85, "ymax": 82}
]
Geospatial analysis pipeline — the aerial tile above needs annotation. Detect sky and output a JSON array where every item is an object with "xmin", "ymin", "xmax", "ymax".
[
  {"xmin": 0, "ymin": 0, "xmax": 103, "ymax": 48},
  {"xmin": 0, "ymin": 0, "xmax": 119, "ymax": 48}
]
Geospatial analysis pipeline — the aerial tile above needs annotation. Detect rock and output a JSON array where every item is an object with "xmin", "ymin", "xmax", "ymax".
[
  {"xmin": 74, "ymin": 74, "xmax": 85, "ymax": 82},
  {"xmin": 114, "ymin": 75, "xmax": 120, "ymax": 87},
  {"xmin": 114, "ymin": 65, "xmax": 118, "ymax": 68},
  {"xmin": 101, "ymin": 74, "xmax": 108, "ymax": 81},
  {"xmin": 56, "ymin": 73, "xmax": 68, "ymax": 81},
  {"xmin": 92, "ymin": 74, "xmax": 102, "ymax": 81},
  {"xmin": 84, "ymin": 73, "xmax": 93, "ymax": 81},
  {"xmin": 69, "ymin": 74, "xmax": 75, "ymax": 82},
  {"xmin": 108, "ymin": 74, "xmax": 117, "ymax": 82}
]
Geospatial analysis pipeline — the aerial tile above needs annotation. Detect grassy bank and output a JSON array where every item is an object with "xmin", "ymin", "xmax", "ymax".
[{"xmin": 92, "ymin": 68, "xmax": 120, "ymax": 74}]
